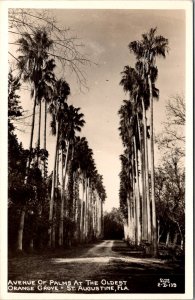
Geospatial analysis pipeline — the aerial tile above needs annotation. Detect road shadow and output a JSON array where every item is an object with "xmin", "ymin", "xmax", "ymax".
[{"xmin": 8, "ymin": 240, "xmax": 185, "ymax": 293}]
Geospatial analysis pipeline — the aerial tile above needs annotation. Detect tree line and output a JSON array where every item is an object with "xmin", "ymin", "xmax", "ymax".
[
  {"xmin": 8, "ymin": 10, "xmax": 106, "ymax": 253},
  {"xmin": 118, "ymin": 28, "xmax": 185, "ymax": 257}
]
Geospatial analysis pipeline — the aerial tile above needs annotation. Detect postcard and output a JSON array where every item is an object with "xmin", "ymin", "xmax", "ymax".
[{"xmin": 0, "ymin": 1, "xmax": 193, "ymax": 299}]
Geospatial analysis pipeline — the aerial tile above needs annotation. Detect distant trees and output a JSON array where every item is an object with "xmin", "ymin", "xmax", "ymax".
[{"xmin": 104, "ymin": 208, "xmax": 124, "ymax": 240}]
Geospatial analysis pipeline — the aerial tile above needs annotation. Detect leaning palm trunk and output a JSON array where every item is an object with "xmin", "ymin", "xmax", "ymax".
[
  {"xmin": 48, "ymin": 123, "xmax": 59, "ymax": 248},
  {"xmin": 148, "ymin": 73, "xmax": 157, "ymax": 256}
]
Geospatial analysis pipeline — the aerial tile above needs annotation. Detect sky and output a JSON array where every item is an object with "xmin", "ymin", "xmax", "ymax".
[{"xmin": 8, "ymin": 8, "xmax": 185, "ymax": 212}]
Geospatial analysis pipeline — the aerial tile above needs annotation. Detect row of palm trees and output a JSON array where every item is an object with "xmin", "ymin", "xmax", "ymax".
[
  {"xmin": 118, "ymin": 28, "xmax": 169, "ymax": 256},
  {"xmin": 11, "ymin": 28, "xmax": 106, "ymax": 251}
]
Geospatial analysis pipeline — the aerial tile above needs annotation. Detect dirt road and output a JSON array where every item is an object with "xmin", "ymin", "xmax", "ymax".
[{"xmin": 8, "ymin": 240, "xmax": 184, "ymax": 293}]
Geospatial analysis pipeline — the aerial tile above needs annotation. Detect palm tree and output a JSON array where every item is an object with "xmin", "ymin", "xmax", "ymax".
[
  {"xmin": 36, "ymin": 59, "xmax": 56, "ymax": 175},
  {"xmin": 15, "ymin": 28, "xmax": 54, "ymax": 251},
  {"xmin": 120, "ymin": 66, "xmax": 151, "ymax": 243},
  {"xmin": 48, "ymin": 78, "xmax": 70, "ymax": 248},
  {"xmin": 96, "ymin": 174, "xmax": 106, "ymax": 238},
  {"xmin": 129, "ymin": 27, "xmax": 169, "ymax": 256},
  {"xmin": 74, "ymin": 137, "xmax": 91, "ymax": 242},
  {"xmin": 74, "ymin": 137, "xmax": 104, "ymax": 242},
  {"xmin": 79, "ymin": 141, "xmax": 93, "ymax": 241},
  {"xmin": 58, "ymin": 105, "xmax": 85, "ymax": 246},
  {"xmin": 119, "ymin": 153, "xmax": 134, "ymax": 241},
  {"xmin": 118, "ymin": 100, "xmax": 141, "ymax": 245},
  {"xmin": 17, "ymin": 29, "xmax": 54, "ymax": 174}
]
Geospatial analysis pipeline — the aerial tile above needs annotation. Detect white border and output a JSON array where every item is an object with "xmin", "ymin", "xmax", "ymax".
[{"xmin": 0, "ymin": 1, "xmax": 193, "ymax": 299}]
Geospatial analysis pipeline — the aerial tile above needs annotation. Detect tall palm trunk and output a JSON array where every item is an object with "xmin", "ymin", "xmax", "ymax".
[
  {"xmin": 59, "ymin": 140, "xmax": 70, "ymax": 246},
  {"xmin": 16, "ymin": 92, "xmax": 37, "ymax": 251},
  {"xmin": 100, "ymin": 199, "xmax": 103, "ymax": 238},
  {"xmin": 58, "ymin": 148, "xmax": 64, "ymax": 246},
  {"xmin": 140, "ymin": 131, "xmax": 147, "ymax": 240},
  {"xmin": 63, "ymin": 140, "xmax": 70, "ymax": 213},
  {"xmin": 166, "ymin": 230, "xmax": 170, "ymax": 247},
  {"xmin": 133, "ymin": 136, "xmax": 141, "ymax": 245},
  {"xmin": 63, "ymin": 140, "xmax": 70, "ymax": 190},
  {"xmin": 84, "ymin": 177, "xmax": 88, "ymax": 241},
  {"xmin": 73, "ymin": 171, "xmax": 79, "ymax": 241},
  {"xmin": 131, "ymin": 145, "xmax": 136, "ymax": 244},
  {"xmin": 148, "ymin": 73, "xmax": 157, "ymax": 256},
  {"xmin": 52, "ymin": 149, "xmax": 59, "ymax": 248},
  {"xmin": 87, "ymin": 179, "xmax": 91, "ymax": 239},
  {"xmin": 80, "ymin": 177, "xmax": 85, "ymax": 242},
  {"xmin": 87, "ymin": 186, "xmax": 91, "ymax": 240},
  {"xmin": 16, "ymin": 206, "xmax": 26, "ymax": 251},
  {"xmin": 94, "ymin": 193, "xmax": 97, "ymax": 238},
  {"xmin": 44, "ymin": 101, "xmax": 47, "ymax": 179},
  {"xmin": 25, "ymin": 93, "xmax": 37, "ymax": 181},
  {"xmin": 132, "ymin": 188, "xmax": 136, "ymax": 244},
  {"xmin": 127, "ymin": 195, "xmax": 131, "ymax": 241},
  {"xmin": 37, "ymin": 101, "xmax": 42, "ymax": 164},
  {"xmin": 91, "ymin": 193, "xmax": 95, "ymax": 239},
  {"xmin": 48, "ymin": 123, "xmax": 59, "ymax": 248},
  {"xmin": 84, "ymin": 178, "xmax": 88, "ymax": 240},
  {"xmin": 157, "ymin": 219, "xmax": 161, "ymax": 244},
  {"xmin": 137, "ymin": 114, "xmax": 147, "ymax": 242},
  {"xmin": 142, "ymin": 98, "xmax": 151, "ymax": 243}
]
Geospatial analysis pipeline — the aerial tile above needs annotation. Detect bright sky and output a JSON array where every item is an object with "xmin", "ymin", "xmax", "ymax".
[{"xmin": 9, "ymin": 8, "xmax": 185, "ymax": 212}]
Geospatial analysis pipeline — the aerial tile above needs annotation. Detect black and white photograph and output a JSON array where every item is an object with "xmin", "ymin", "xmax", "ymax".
[{"xmin": 0, "ymin": 1, "xmax": 193, "ymax": 299}]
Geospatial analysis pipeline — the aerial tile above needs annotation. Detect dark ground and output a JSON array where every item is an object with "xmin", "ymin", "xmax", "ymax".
[{"xmin": 8, "ymin": 240, "xmax": 184, "ymax": 294}]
